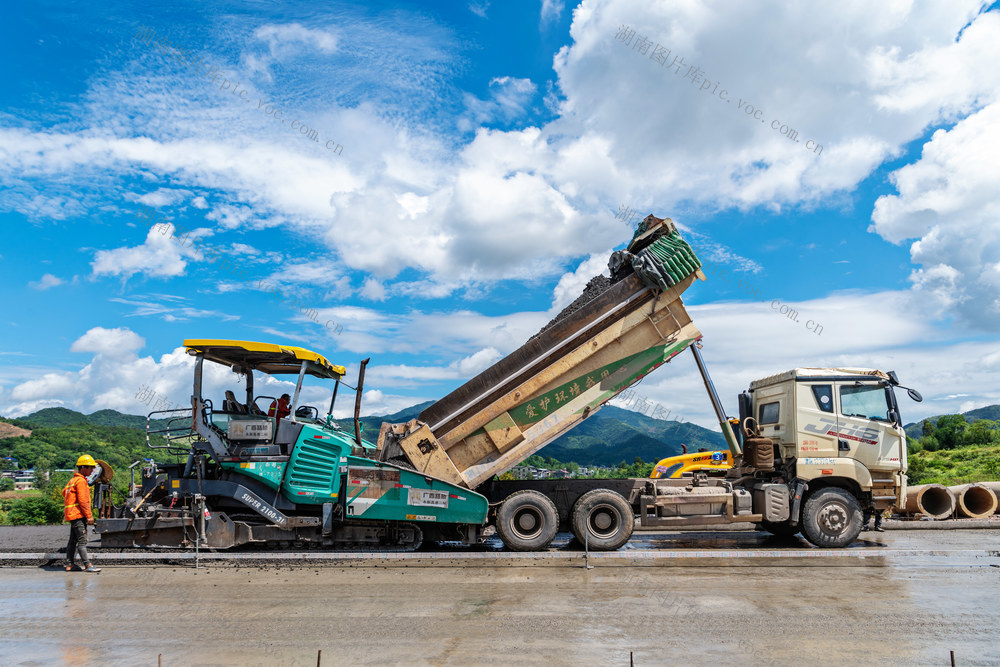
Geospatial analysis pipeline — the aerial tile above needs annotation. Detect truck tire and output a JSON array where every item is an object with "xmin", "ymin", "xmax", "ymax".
[
  {"xmin": 759, "ymin": 520, "xmax": 800, "ymax": 538},
  {"xmin": 495, "ymin": 490, "xmax": 559, "ymax": 551},
  {"xmin": 800, "ymin": 488, "xmax": 862, "ymax": 548},
  {"xmin": 570, "ymin": 489, "xmax": 634, "ymax": 551}
]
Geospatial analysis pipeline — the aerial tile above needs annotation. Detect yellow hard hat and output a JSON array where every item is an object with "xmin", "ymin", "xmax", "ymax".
[{"xmin": 76, "ymin": 454, "xmax": 98, "ymax": 467}]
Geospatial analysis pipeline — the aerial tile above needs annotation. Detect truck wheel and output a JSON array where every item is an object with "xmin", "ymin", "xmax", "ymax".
[
  {"xmin": 759, "ymin": 520, "xmax": 800, "ymax": 538},
  {"xmin": 800, "ymin": 488, "xmax": 862, "ymax": 548},
  {"xmin": 570, "ymin": 489, "xmax": 634, "ymax": 551},
  {"xmin": 495, "ymin": 490, "xmax": 559, "ymax": 551}
]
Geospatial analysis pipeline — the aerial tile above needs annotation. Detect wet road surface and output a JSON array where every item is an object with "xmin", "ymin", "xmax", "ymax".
[{"xmin": 2, "ymin": 529, "xmax": 999, "ymax": 665}]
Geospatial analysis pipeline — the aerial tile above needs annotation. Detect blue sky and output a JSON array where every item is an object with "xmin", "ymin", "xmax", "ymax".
[{"xmin": 1, "ymin": 0, "xmax": 999, "ymax": 428}]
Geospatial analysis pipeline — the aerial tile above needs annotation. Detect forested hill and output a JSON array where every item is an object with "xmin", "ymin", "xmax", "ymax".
[
  {"xmin": 0, "ymin": 415, "xmax": 176, "ymax": 475},
  {"xmin": 13, "ymin": 406, "xmax": 170, "ymax": 430},
  {"xmin": 4, "ymin": 402, "xmax": 725, "ymax": 472},
  {"xmin": 362, "ymin": 403, "xmax": 724, "ymax": 466},
  {"xmin": 904, "ymin": 404, "xmax": 1000, "ymax": 439}
]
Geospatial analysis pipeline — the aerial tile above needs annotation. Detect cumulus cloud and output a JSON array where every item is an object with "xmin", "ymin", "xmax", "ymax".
[
  {"xmin": 611, "ymin": 289, "xmax": 1000, "ymax": 429},
  {"xmin": 132, "ymin": 187, "xmax": 191, "ymax": 208},
  {"xmin": 316, "ymin": 304, "xmax": 548, "ymax": 358},
  {"xmin": 359, "ymin": 277, "xmax": 387, "ymax": 302},
  {"xmin": 459, "ymin": 77, "xmax": 538, "ymax": 131},
  {"xmin": 0, "ymin": 328, "xmax": 425, "ymax": 420},
  {"xmin": 366, "ymin": 347, "xmax": 502, "ymax": 390},
  {"xmin": 4, "ymin": 2, "xmax": 1000, "ymax": 424},
  {"xmin": 550, "ymin": 253, "xmax": 611, "ymax": 311},
  {"xmin": 69, "ymin": 327, "xmax": 145, "ymax": 358},
  {"xmin": 871, "ymin": 102, "xmax": 1000, "ymax": 329},
  {"xmin": 91, "ymin": 224, "xmax": 199, "ymax": 281},
  {"xmin": 4, "ymin": 2, "xmax": 999, "ymax": 306},
  {"xmin": 29, "ymin": 274, "xmax": 64, "ymax": 290}
]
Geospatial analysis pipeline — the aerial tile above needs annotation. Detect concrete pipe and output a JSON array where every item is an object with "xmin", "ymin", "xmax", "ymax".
[
  {"xmin": 979, "ymin": 482, "xmax": 1000, "ymax": 515},
  {"xmin": 948, "ymin": 483, "xmax": 998, "ymax": 519},
  {"xmin": 903, "ymin": 484, "xmax": 956, "ymax": 520}
]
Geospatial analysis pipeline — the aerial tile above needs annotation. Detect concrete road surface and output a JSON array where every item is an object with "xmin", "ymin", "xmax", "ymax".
[{"xmin": 2, "ymin": 529, "xmax": 999, "ymax": 665}]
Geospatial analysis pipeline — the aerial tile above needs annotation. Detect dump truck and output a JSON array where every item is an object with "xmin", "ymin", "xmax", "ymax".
[
  {"xmin": 95, "ymin": 214, "xmax": 921, "ymax": 551},
  {"xmin": 376, "ymin": 215, "xmax": 922, "ymax": 549}
]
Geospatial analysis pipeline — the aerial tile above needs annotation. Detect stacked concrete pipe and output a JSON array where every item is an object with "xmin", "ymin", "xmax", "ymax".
[
  {"xmin": 903, "ymin": 483, "xmax": 956, "ymax": 519},
  {"xmin": 978, "ymin": 482, "xmax": 1000, "ymax": 515},
  {"xmin": 948, "ymin": 483, "xmax": 998, "ymax": 518}
]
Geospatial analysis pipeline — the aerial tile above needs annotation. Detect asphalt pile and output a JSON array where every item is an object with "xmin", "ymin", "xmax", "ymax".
[{"xmin": 532, "ymin": 274, "xmax": 613, "ymax": 340}]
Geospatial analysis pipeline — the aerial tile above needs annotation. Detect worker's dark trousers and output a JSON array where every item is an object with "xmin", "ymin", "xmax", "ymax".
[
  {"xmin": 863, "ymin": 508, "xmax": 882, "ymax": 529},
  {"xmin": 66, "ymin": 518, "xmax": 89, "ymax": 565}
]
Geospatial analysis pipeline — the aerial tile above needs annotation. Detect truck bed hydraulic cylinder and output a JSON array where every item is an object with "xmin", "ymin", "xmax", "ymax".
[{"xmin": 690, "ymin": 344, "xmax": 741, "ymax": 458}]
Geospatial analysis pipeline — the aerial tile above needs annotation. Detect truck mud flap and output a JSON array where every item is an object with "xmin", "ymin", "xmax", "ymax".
[{"xmin": 788, "ymin": 480, "xmax": 808, "ymax": 527}]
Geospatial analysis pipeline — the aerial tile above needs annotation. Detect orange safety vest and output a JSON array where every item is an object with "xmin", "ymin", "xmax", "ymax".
[{"xmin": 62, "ymin": 472, "xmax": 93, "ymax": 522}]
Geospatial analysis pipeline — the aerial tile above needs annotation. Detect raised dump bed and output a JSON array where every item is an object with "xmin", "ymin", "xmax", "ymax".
[{"xmin": 377, "ymin": 215, "xmax": 706, "ymax": 489}]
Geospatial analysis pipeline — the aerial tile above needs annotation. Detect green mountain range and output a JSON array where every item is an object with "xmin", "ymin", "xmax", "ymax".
[
  {"xmin": 5, "ymin": 402, "xmax": 725, "ymax": 470},
  {"xmin": 903, "ymin": 405, "xmax": 1000, "ymax": 439},
  {"xmin": 9, "ymin": 400, "xmax": 999, "ymax": 473},
  {"xmin": 361, "ymin": 402, "xmax": 724, "ymax": 466}
]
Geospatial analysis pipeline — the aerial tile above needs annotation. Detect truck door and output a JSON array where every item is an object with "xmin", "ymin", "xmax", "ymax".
[
  {"xmin": 834, "ymin": 382, "xmax": 891, "ymax": 468},
  {"xmin": 798, "ymin": 383, "xmax": 838, "ymax": 457}
]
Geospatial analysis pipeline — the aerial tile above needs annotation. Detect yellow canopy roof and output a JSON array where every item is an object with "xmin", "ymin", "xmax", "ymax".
[{"xmin": 183, "ymin": 339, "xmax": 346, "ymax": 379}]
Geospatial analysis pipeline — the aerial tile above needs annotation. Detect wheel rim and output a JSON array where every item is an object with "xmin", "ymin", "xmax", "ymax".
[
  {"xmin": 817, "ymin": 500, "xmax": 849, "ymax": 536},
  {"xmin": 511, "ymin": 506, "xmax": 543, "ymax": 539},
  {"xmin": 587, "ymin": 503, "xmax": 621, "ymax": 539}
]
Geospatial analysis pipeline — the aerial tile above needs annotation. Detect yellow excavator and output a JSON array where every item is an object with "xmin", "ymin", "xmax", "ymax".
[{"xmin": 649, "ymin": 419, "xmax": 738, "ymax": 479}]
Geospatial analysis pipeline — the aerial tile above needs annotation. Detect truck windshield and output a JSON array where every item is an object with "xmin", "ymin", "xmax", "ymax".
[{"xmin": 840, "ymin": 384, "xmax": 890, "ymax": 421}]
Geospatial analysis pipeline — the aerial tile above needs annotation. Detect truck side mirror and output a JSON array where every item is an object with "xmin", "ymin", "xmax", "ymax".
[{"xmin": 907, "ymin": 388, "xmax": 923, "ymax": 403}]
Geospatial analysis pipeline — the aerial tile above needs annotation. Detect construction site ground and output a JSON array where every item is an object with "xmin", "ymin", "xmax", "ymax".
[{"xmin": 2, "ymin": 526, "xmax": 999, "ymax": 665}]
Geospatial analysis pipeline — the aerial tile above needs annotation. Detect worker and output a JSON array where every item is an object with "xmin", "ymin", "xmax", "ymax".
[
  {"xmin": 862, "ymin": 506, "xmax": 884, "ymax": 532},
  {"xmin": 268, "ymin": 393, "xmax": 292, "ymax": 422},
  {"xmin": 62, "ymin": 455, "xmax": 101, "ymax": 572}
]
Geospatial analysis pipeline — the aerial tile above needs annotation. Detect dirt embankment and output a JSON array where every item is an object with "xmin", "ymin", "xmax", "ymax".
[{"xmin": 0, "ymin": 422, "xmax": 31, "ymax": 439}]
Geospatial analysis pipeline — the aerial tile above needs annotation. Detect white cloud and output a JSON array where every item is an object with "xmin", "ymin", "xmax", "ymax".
[
  {"xmin": 132, "ymin": 187, "xmax": 191, "ymax": 207},
  {"xmin": 867, "ymin": 11, "xmax": 1000, "ymax": 119},
  {"xmin": 315, "ymin": 304, "xmax": 548, "ymax": 360},
  {"xmin": 366, "ymin": 347, "xmax": 502, "ymax": 390},
  {"xmin": 359, "ymin": 277, "xmax": 387, "ymax": 302},
  {"xmin": 0, "ymin": 330, "xmax": 421, "ymax": 420},
  {"xmin": 29, "ymin": 274, "xmax": 64, "ymax": 290},
  {"xmin": 245, "ymin": 23, "xmax": 339, "ymax": 79},
  {"xmin": 617, "ymin": 289, "xmax": 1000, "ymax": 429},
  {"xmin": 541, "ymin": 0, "xmax": 563, "ymax": 24},
  {"xmin": 69, "ymin": 326, "xmax": 145, "ymax": 358},
  {"xmin": 91, "ymin": 224, "xmax": 198, "ymax": 281},
  {"xmin": 4, "ymin": 3, "xmax": 999, "ymax": 308},
  {"xmin": 469, "ymin": 1, "xmax": 490, "ymax": 18},
  {"xmin": 871, "ymin": 102, "xmax": 1000, "ymax": 329},
  {"xmin": 457, "ymin": 347, "xmax": 502, "ymax": 375},
  {"xmin": 108, "ymin": 295, "xmax": 240, "ymax": 322},
  {"xmin": 551, "ymin": 253, "xmax": 611, "ymax": 311},
  {"xmin": 0, "ymin": 193, "xmax": 86, "ymax": 221},
  {"xmin": 459, "ymin": 77, "xmax": 538, "ymax": 131},
  {"xmin": 4, "ymin": 2, "xmax": 1000, "ymax": 432}
]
